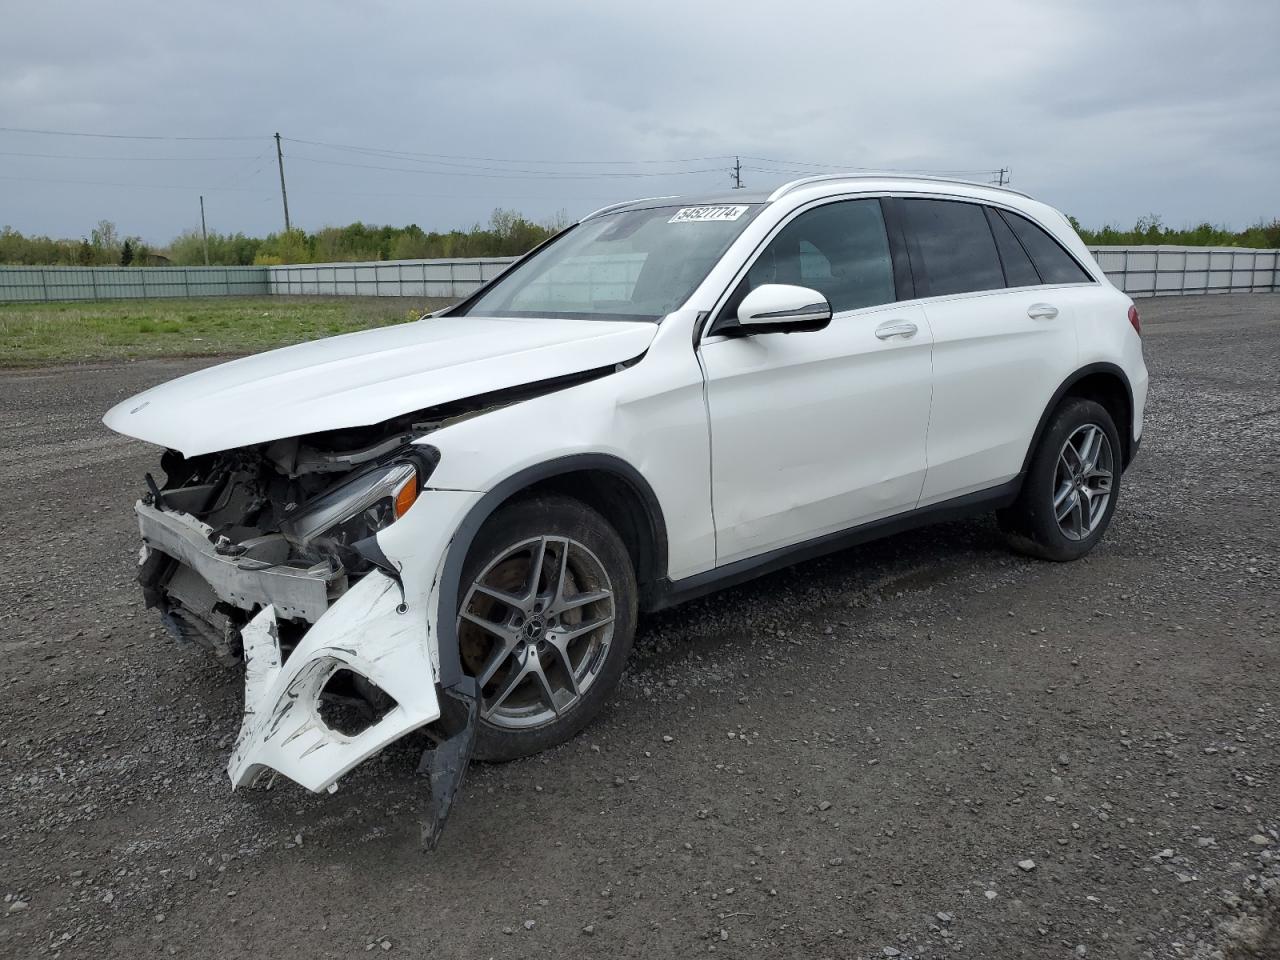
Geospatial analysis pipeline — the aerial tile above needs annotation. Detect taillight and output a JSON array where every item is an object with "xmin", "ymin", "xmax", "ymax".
[{"xmin": 1127, "ymin": 304, "xmax": 1141, "ymax": 335}]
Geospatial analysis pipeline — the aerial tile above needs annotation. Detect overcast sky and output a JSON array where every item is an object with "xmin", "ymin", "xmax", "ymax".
[{"xmin": 2, "ymin": 0, "xmax": 1277, "ymax": 244}]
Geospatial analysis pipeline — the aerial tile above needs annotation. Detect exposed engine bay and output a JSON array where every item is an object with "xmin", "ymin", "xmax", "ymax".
[
  {"xmin": 137, "ymin": 383, "xmax": 551, "ymax": 669},
  {"xmin": 141, "ymin": 416, "xmax": 438, "ymax": 667}
]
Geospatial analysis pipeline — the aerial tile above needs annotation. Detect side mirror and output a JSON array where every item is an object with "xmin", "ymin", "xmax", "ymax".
[{"xmin": 735, "ymin": 284, "xmax": 832, "ymax": 334}]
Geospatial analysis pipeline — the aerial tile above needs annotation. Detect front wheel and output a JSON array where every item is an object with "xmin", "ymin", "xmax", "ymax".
[
  {"xmin": 998, "ymin": 398, "xmax": 1123, "ymax": 562},
  {"xmin": 455, "ymin": 494, "xmax": 637, "ymax": 761}
]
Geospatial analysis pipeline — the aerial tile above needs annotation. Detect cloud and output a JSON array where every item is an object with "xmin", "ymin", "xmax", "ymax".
[{"xmin": 1, "ymin": 0, "xmax": 1276, "ymax": 243}]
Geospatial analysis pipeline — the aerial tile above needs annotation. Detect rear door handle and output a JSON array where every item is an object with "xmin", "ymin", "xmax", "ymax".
[
  {"xmin": 875, "ymin": 320, "xmax": 918, "ymax": 340},
  {"xmin": 1027, "ymin": 303, "xmax": 1059, "ymax": 320}
]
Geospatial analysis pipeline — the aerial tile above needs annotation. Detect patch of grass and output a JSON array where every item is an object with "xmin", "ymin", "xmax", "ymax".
[{"xmin": 0, "ymin": 296, "xmax": 456, "ymax": 366}]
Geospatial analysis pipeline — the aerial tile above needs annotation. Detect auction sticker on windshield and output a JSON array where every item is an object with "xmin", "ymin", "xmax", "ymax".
[{"xmin": 668, "ymin": 205, "xmax": 749, "ymax": 223}]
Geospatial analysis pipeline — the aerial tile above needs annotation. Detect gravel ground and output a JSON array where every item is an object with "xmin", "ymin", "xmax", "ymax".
[{"xmin": 1, "ymin": 294, "xmax": 1277, "ymax": 959}]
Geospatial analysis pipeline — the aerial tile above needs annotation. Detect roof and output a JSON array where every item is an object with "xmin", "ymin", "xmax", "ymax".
[
  {"xmin": 580, "ymin": 190, "xmax": 770, "ymax": 220},
  {"xmin": 580, "ymin": 174, "xmax": 1031, "ymax": 221}
]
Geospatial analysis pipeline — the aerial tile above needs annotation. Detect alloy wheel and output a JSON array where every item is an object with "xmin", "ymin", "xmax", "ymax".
[
  {"xmin": 457, "ymin": 536, "xmax": 615, "ymax": 728},
  {"xmin": 1053, "ymin": 423, "xmax": 1114, "ymax": 541}
]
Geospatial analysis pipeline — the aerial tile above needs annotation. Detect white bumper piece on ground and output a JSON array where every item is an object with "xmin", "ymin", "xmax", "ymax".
[{"xmin": 226, "ymin": 571, "xmax": 441, "ymax": 792}]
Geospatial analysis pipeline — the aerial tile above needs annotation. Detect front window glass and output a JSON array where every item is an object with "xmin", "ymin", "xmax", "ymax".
[
  {"xmin": 742, "ymin": 199, "xmax": 896, "ymax": 313},
  {"xmin": 456, "ymin": 203, "xmax": 761, "ymax": 322}
]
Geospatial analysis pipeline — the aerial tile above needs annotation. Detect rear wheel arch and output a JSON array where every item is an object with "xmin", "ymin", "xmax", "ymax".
[
  {"xmin": 435, "ymin": 454, "xmax": 667, "ymax": 691},
  {"xmin": 1022, "ymin": 364, "xmax": 1135, "ymax": 474}
]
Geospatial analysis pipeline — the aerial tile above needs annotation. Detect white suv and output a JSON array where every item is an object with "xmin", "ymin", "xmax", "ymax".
[{"xmin": 105, "ymin": 175, "xmax": 1148, "ymax": 843}]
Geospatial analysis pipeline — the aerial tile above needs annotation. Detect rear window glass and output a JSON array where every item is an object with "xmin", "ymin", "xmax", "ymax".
[
  {"xmin": 986, "ymin": 207, "xmax": 1041, "ymax": 287},
  {"xmin": 902, "ymin": 199, "xmax": 1004, "ymax": 297},
  {"xmin": 999, "ymin": 210, "xmax": 1092, "ymax": 285}
]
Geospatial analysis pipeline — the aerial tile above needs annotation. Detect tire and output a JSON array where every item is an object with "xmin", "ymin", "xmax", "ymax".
[
  {"xmin": 454, "ymin": 494, "xmax": 637, "ymax": 761},
  {"xmin": 998, "ymin": 398, "xmax": 1123, "ymax": 562}
]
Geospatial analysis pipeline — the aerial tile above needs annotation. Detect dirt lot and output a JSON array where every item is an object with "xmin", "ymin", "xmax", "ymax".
[{"xmin": 1, "ymin": 295, "xmax": 1276, "ymax": 959}]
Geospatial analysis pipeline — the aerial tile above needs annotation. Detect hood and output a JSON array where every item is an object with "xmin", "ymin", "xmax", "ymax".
[{"xmin": 103, "ymin": 315, "xmax": 657, "ymax": 456}]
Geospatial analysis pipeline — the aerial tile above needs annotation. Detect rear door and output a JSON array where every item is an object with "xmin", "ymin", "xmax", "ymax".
[
  {"xmin": 699, "ymin": 197, "xmax": 934, "ymax": 564},
  {"xmin": 895, "ymin": 197, "xmax": 1084, "ymax": 505}
]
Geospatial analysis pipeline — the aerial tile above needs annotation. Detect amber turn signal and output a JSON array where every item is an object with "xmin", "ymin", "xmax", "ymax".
[{"xmin": 393, "ymin": 470, "xmax": 419, "ymax": 519}]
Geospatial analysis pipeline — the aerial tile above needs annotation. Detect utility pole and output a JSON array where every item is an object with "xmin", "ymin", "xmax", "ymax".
[
  {"xmin": 199, "ymin": 195, "xmax": 210, "ymax": 265},
  {"xmin": 732, "ymin": 156, "xmax": 743, "ymax": 189},
  {"xmin": 994, "ymin": 166, "xmax": 1010, "ymax": 186},
  {"xmin": 274, "ymin": 132, "xmax": 292, "ymax": 232}
]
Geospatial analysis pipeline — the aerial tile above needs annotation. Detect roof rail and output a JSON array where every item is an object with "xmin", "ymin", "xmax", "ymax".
[
  {"xmin": 579, "ymin": 195, "xmax": 679, "ymax": 221},
  {"xmin": 767, "ymin": 173, "xmax": 1032, "ymax": 202}
]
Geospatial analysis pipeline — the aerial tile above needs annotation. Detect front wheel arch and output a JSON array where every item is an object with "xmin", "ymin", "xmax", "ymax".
[{"xmin": 435, "ymin": 454, "xmax": 667, "ymax": 691}]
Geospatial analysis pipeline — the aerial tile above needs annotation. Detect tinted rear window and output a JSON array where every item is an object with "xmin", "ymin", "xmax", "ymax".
[
  {"xmin": 999, "ymin": 210, "xmax": 1092, "ymax": 284},
  {"xmin": 902, "ymin": 199, "xmax": 1004, "ymax": 297},
  {"xmin": 985, "ymin": 207, "xmax": 1041, "ymax": 287}
]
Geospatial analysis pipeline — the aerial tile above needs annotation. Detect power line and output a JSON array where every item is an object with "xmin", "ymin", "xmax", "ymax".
[
  {"xmin": 0, "ymin": 126, "xmax": 1002, "ymax": 182},
  {"xmin": 0, "ymin": 125, "xmax": 264, "ymax": 141},
  {"xmin": 0, "ymin": 173, "xmax": 270, "ymax": 192},
  {"xmin": 287, "ymin": 187, "xmax": 618, "ymax": 202},
  {"xmin": 0, "ymin": 150, "xmax": 263, "ymax": 162},
  {"xmin": 208, "ymin": 152, "xmax": 271, "ymax": 192},
  {"xmin": 287, "ymin": 153, "xmax": 729, "ymax": 180},
  {"xmin": 281, "ymin": 135, "xmax": 734, "ymax": 166},
  {"xmin": 742, "ymin": 163, "xmax": 1008, "ymax": 180},
  {"xmin": 286, "ymin": 143, "xmax": 727, "ymax": 177},
  {"xmin": 0, "ymin": 172, "xmax": 608, "ymax": 204},
  {"xmin": 743, "ymin": 155, "xmax": 1002, "ymax": 176}
]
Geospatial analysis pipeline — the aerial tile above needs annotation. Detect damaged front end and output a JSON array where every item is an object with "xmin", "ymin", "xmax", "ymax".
[{"xmin": 132, "ymin": 410, "xmax": 483, "ymax": 846}]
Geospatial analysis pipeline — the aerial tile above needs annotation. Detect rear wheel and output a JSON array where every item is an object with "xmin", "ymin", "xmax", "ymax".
[
  {"xmin": 455, "ymin": 494, "xmax": 637, "ymax": 761},
  {"xmin": 998, "ymin": 398, "xmax": 1122, "ymax": 561}
]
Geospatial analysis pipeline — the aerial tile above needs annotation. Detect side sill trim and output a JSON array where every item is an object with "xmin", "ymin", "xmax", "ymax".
[{"xmin": 644, "ymin": 477, "xmax": 1022, "ymax": 613}]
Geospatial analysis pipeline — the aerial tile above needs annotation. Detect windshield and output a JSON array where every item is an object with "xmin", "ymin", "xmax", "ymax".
[{"xmin": 456, "ymin": 203, "xmax": 761, "ymax": 322}]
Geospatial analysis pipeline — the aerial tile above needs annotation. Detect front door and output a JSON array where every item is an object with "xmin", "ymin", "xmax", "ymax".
[{"xmin": 699, "ymin": 198, "xmax": 934, "ymax": 565}]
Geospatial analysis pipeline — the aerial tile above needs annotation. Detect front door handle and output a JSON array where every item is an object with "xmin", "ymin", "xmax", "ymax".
[
  {"xmin": 1027, "ymin": 302, "xmax": 1059, "ymax": 320},
  {"xmin": 875, "ymin": 320, "xmax": 918, "ymax": 340}
]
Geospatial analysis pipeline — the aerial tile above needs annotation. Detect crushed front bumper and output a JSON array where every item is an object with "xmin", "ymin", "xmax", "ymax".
[
  {"xmin": 134, "ymin": 487, "xmax": 482, "ymax": 810},
  {"xmin": 136, "ymin": 502, "xmax": 443, "ymax": 792},
  {"xmin": 227, "ymin": 571, "xmax": 441, "ymax": 792}
]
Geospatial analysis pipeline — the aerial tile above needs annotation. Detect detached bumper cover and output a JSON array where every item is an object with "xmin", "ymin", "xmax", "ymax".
[{"xmin": 227, "ymin": 571, "xmax": 442, "ymax": 792}]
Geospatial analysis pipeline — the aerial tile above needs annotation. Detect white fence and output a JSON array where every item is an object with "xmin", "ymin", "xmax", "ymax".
[
  {"xmin": 1091, "ymin": 246, "xmax": 1278, "ymax": 298},
  {"xmin": 2, "ymin": 247, "xmax": 1277, "ymax": 304},
  {"xmin": 265, "ymin": 258, "xmax": 515, "ymax": 299},
  {"xmin": 0, "ymin": 265, "xmax": 267, "ymax": 302}
]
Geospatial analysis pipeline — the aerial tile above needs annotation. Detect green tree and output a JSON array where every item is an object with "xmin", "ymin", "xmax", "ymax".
[
  {"xmin": 254, "ymin": 228, "xmax": 313, "ymax": 265},
  {"xmin": 120, "ymin": 239, "xmax": 134, "ymax": 266},
  {"xmin": 90, "ymin": 220, "xmax": 120, "ymax": 265}
]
